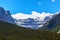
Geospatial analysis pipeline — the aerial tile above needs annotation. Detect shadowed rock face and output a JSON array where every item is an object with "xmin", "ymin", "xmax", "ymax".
[
  {"xmin": 0, "ymin": 7, "xmax": 15, "ymax": 24},
  {"xmin": 6, "ymin": 11, "xmax": 15, "ymax": 24},
  {"xmin": 0, "ymin": 7, "xmax": 6, "ymax": 18},
  {"xmin": 47, "ymin": 13, "xmax": 60, "ymax": 29},
  {"xmin": 39, "ymin": 13, "xmax": 60, "ymax": 31},
  {"xmin": 6, "ymin": 11, "xmax": 11, "ymax": 17}
]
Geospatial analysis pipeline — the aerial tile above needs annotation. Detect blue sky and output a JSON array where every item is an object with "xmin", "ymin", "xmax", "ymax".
[{"xmin": 0, "ymin": 0, "xmax": 60, "ymax": 14}]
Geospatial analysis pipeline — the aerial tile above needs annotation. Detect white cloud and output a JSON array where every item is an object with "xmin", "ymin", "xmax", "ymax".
[
  {"xmin": 52, "ymin": 0, "xmax": 55, "ymax": 2},
  {"xmin": 12, "ymin": 11, "xmax": 58, "ymax": 21}
]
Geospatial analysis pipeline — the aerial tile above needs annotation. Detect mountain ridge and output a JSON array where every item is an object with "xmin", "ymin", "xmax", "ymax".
[
  {"xmin": 0, "ymin": 7, "xmax": 15, "ymax": 24},
  {"xmin": 15, "ymin": 16, "xmax": 52, "ymax": 29},
  {"xmin": 39, "ymin": 13, "xmax": 60, "ymax": 32}
]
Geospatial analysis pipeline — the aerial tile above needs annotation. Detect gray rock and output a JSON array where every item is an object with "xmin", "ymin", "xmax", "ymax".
[{"xmin": 0, "ymin": 7, "xmax": 15, "ymax": 24}]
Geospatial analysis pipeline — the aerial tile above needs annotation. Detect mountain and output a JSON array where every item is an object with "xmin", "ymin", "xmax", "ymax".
[
  {"xmin": 0, "ymin": 21, "xmax": 60, "ymax": 40},
  {"xmin": 0, "ymin": 7, "xmax": 60, "ymax": 40},
  {"xmin": 15, "ymin": 16, "xmax": 52, "ymax": 29},
  {"xmin": 15, "ymin": 18, "xmax": 44, "ymax": 29},
  {"xmin": 0, "ymin": 7, "xmax": 15, "ymax": 24},
  {"xmin": 0, "ymin": 7, "xmax": 54, "ymax": 29},
  {"xmin": 39, "ymin": 13, "xmax": 60, "ymax": 32}
]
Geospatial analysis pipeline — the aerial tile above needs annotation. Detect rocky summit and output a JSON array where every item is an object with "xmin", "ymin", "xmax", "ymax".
[{"xmin": 0, "ymin": 7, "xmax": 15, "ymax": 24}]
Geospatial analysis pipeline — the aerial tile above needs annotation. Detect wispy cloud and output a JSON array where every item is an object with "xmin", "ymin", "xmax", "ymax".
[{"xmin": 52, "ymin": 0, "xmax": 55, "ymax": 2}]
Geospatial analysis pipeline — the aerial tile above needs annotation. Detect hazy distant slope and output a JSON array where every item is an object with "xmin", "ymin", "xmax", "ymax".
[
  {"xmin": 0, "ymin": 21, "xmax": 60, "ymax": 40},
  {"xmin": 51, "ymin": 25, "xmax": 60, "ymax": 32}
]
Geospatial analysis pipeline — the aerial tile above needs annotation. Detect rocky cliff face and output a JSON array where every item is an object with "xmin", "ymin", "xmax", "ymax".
[{"xmin": 0, "ymin": 7, "xmax": 15, "ymax": 24}]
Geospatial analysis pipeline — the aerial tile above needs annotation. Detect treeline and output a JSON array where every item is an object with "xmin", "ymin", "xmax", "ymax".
[{"xmin": 0, "ymin": 21, "xmax": 60, "ymax": 40}]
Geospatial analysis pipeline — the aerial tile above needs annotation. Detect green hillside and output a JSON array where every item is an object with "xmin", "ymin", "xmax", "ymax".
[
  {"xmin": 0, "ymin": 21, "xmax": 60, "ymax": 40},
  {"xmin": 51, "ymin": 25, "xmax": 60, "ymax": 32}
]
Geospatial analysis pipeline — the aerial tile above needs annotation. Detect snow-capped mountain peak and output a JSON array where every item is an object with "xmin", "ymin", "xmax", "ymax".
[
  {"xmin": 14, "ymin": 16, "xmax": 53, "ymax": 29},
  {"xmin": 12, "ymin": 11, "xmax": 58, "ymax": 29}
]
